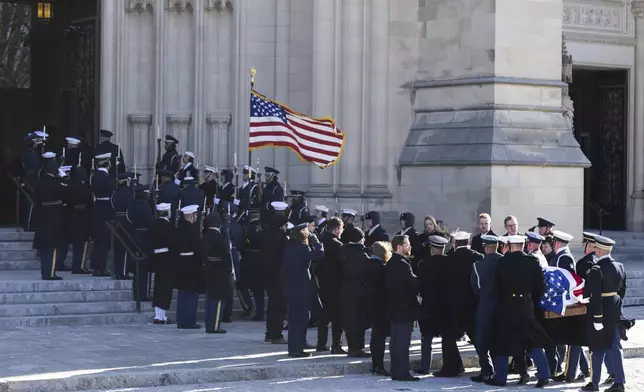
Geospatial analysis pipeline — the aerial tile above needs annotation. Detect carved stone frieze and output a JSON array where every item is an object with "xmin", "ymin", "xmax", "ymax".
[
  {"xmin": 167, "ymin": 0, "xmax": 194, "ymax": 13},
  {"xmin": 563, "ymin": 4, "xmax": 623, "ymax": 32},
  {"xmin": 205, "ymin": 0, "xmax": 234, "ymax": 12},
  {"xmin": 633, "ymin": 2, "xmax": 644, "ymax": 19},
  {"xmin": 128, "ymin": 114, "xmax": 153, "ymax": 124},
  {"xmin": 167, "ymin": 114, "xmax": 193, "ymax": 125},
  {"xmin": 126, "ymin": 0, "xmax": 154, "ymax": 14}
]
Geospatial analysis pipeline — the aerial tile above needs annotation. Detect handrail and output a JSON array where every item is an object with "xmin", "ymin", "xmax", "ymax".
[
  {"xmin": 586, "ymin": 200, "xmax": 610, "ymax": 235},
  {"xmin": 11, "ymin": 176, "xmax": 35, "ymax": 226},
  {"xmin": 105, "ymin": 220, "xmax": 148, "ymax": 312}
]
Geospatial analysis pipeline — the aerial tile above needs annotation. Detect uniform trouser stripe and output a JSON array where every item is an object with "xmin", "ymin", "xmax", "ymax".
[
  {"xmin": 237, "ymin": 288, "xmax": 249, "ymax": 312},
  {"xmin": 564, "ymin": 345, "xmax": 572, "ymax": 377},
  {"xmin": 589, "ymin": 350, "xmax": 593, "ymax": 380},
  {"xmin": 50, "ymin": 249, "xmax": 57, "ymax": 278},
  {"xmin": 214, "ymin": 301, "xmax": 222, "ymax": 331},
  {"xmin": 80, "ymin": 241, "xmax": 88, "ymax": 270}
]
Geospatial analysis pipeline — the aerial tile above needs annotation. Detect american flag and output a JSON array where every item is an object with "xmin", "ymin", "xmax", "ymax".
[
  {"xmin": 538, "ymin": 267, "xmax": 585, "ymax": 315},
  {"xmin": 249, "ymin": 90, "xmax": 345, "ymax": 168}
]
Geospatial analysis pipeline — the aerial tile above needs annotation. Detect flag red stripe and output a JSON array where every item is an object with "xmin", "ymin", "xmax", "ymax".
[
  {"xmin": 286, "ymin": 116, "xmax": 344, "ymax": 141},
  {"xmin": 284, "ymin": 108, "xmax": 335, "ymax": 127},
  {"xmin": 249, "ymin": 141, "xmax": 330, "ymax": 165},
  {"xmin": 250, "ymin": 121, "xmax": 342, "ymax": 148},
  {"xmin": 249, "ymin": 129, "xmax": 339, "ymax": 157}
]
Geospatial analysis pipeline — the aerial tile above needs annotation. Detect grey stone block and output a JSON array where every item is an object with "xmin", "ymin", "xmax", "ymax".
[
  {"xmin": 0, "ymin": 242, "xmax": 33, "ymax": 251},
  {"xmin": 0, "ymin": 261, "xmax": 41, "ymax": 271},
  {"xmin": 0, "ymin": 279, "xmax": 133, "ymax": 294},
  {"xmin": 0, "ymin": 251, "xmax": 38, "ymax": 261},
  {"xmin": 0, "ymin": 301, "xmax": 150, "ymax": 318},
  {"xmin": 0, "ymin": 290, "xmax": 133, "ymax": 305},
  {"xmin": 0, "ymin": 312, "xmax": 151, "ymax": 329},
  {"xmin": 0, "ymin": 232, "xmax": 34, "ymax": 242}
]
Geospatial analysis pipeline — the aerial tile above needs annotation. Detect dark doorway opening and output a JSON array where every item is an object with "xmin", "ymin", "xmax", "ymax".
[
  {"xmin": 0, "ymin": 0, "xmax": 100, "ymax": 225},
  {"xmin": 570, "ymin": 69, "xmax": 628, "ymax": 231}
]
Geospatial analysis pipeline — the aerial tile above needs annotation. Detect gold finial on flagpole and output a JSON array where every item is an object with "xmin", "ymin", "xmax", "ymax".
[{"xmin": 250, "ymin": 67, "xmax": 256, "ymax": 89}]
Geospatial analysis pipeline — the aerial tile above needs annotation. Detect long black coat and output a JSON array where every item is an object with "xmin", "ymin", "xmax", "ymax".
[
  {"xmin": 365, "ymin": 225, "xmax": 389, "ymax": 248},
  {"xmin": 417, "ymin": 254, "xmax": 447, "ymax": 337},
  {"xmin": 261, "ymin": 227, "xmax": 288, "ymax": 290},
  {"xmin": 385, "ymin": 253, "xmax": 420, "ymax": 323},
  {"xmin": 66, "ymin": 179, "xmax": 93, "ymax": 243},
  {"xmin": 149, "ymin": 217, "xmax": 175, "ymax": 274},
  {"xmin": 365, "ymin": 255, "xmax": 388, "ymax": 331},
  {"xmin": 174, "ymin": 220, "xmax": 204, "ymax": 293},
  {"xmin": 339, "ymin": 242, "xmax": 372, "ymax": 331},
  {"xmin": 33, "ymin": 174, "xmax": 67, "ymax": 249},
  {"xmin": 241, "ymin": 219, "xmax": 263, "ymax": 290},
  {"xmin": 202, "ymin": 228, "xmax": 233, "ymax": 300},
  {"xmin": 281, "ymin": 240, "xmax": 324, "ymax": 306},
  {"xmin": 491, "ymin": 251, "xmax": 551, "ymax": 356}
]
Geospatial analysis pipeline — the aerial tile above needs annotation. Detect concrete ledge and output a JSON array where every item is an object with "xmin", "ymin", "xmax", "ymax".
[{"xmin": 407, "ymin": 76, "xmax": 568, "ymax": 90}]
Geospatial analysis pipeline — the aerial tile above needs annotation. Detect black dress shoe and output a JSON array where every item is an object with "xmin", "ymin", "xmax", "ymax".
[
  {"xmin": 331, "ymin": 346, "xmax": 347, "ymax": 355},
  {"xmin": 414, "ymin": 368, "xmax": 429, "ymax": 375},
  {"xmin": 392, "ymin": 376, "xmax": 420, "ymax": 382},
  {"xmin": 581, "ymin": 382, "xmax": 599, "ymax": 391},
  {"xmin": 484, "ymin": 379, "xmax": 506, "ymax": 387},
  {"xmin": 93, "ymin": 270, "xmax": 111, "ymax": 277},
  {"xmin": 165, "ymin": 319, "xmax": 176, "ymax": 325},
  {"xmin": 552, "ymin": 373, "xmax": 568, "ymax": 382},
  {"xmin": 316, "ymin": 346, "xmax": 329, "ymax": 352},
  {"xmin": 602, "ymin": 375, "xmax": 615, "ymax": 385},
  {"xmin": 372, "ymin": 366, "xmax": 390, "ymax": 376},
  {"xmin": 348, "ymin": 350, "xmax": 370, "ymax": 358},
  {"xmin": 304, "ymin": 343, "xmax": 316, "ymax": 350},
  {"xmin": 471, "ymin": 374, "xmax": 493, "ymax": 383},
  {"xmin": 271, "ymin": 338, "xmax": 288, "ymax": 344},
  {"xmin": 42, "ymin": 276, "xmax": 63, "ymax": 281},
  {"xmin": 432, "ymin": 370, "xmax": 458, "ymax": 378},
  {"xmin": 153, "ymin": 319, "xmax": 166, "ymax": 325},
  {"xmin": 72, "ymin": 269, "xmax": 91, "ymax": 274},
  {"xmin": 517, "ymin": 374, "xmax": 530, "ymax": 385},
  {"xmin": 177, "ymin": 324, "xmax": 201, "ymax": 329},
  {"xmin": 206, "ymin": 329, "xmax": 227, "ymax": 334},
  {"xmin": 288, "ymin": 352, "xmax": 311, "ymax": 358},
  {"xmin": 221, "ymin": 318, "xmax": 232, "ymax": 323},
  {"xmin": 58, "ymin": 266, "xmax": 71, "ymax": 272},
  {"xmin": 535, "ymin": 378, "xmax": 550, "ymax": 388},
  {"xmin": 604, "ymin": 383, "xmax": 625, "ymax": 392}
]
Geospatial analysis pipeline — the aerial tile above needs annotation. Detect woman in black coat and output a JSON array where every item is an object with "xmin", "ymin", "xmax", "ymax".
[
  {"xmin": 367, "ymin": 241, "xmax": 393, "ymax": 376},
  {"xmin": 281, "ymin": 223, "xmax": 324, "ymax": 357}
]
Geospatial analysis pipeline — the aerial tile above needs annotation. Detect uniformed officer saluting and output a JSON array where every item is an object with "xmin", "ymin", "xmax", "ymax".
[{"xmin": 581, "ymin": 235, "xmax": 626, "ymax": 392}]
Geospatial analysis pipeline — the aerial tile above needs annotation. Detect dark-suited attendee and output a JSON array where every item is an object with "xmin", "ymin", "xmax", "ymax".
[
  {"xmin": 502, "ymin": 215, "xmax": 519, "ymax": 236},
  {"xmin": 159, "ymin": 135, "xmax": 181, "ymax": 173},
  {"xmin": 435, "ymin": 231, "xmax": 483, "ymax": 377},
  {"xmin": 386, "ymin": 235, "xmax": 420, "ymax": 382},
  {"xmin": 470, "ymin": 234, "xmax": 503, "ymax": 382},
  {"xmin": 175, "ymin": 204, "xmax": 203, "ymax": 329},
  {"xmin": 364, "ymin": 211, "xmax": 389, "ymax": 248},
  {"xmin": 242, "ymin": 210, "xmax": 265, "ymax": 321},
  {"xmin": 415, "ymin": 215, "xmax": 447, "ymax": 250},
  {"xmin": 316, "ymin": 217, "xmax": 346, "ymax": 353},
  {"xmin": 93, "ymin": 129, "xmax": 125, "ymax": 176},
  {"xmin": 175, "ymin": 151, "xmax": 198, "ymax": 185},
  {"xmin": 339, "ymin": 226, "xmax": 371, "ymax": 358},
  {"xmin": 202, "ymin": 213, "xmax": 233, "ymax": 334},
  {"xmin": 470, "ymin": 213, "xmax": 496, "ymax": 254},
  {"xmin": 367, "ymin": 241, "xmax": 393, "ymax": 376},
  {"xmin": 282, "ymin": 223, "xmax": 325, "ymax": 357},
  {"xmin": 263, "ymin": 201, "xmax": 289, "ymax": 344},
  {"xmin": 396, "ymin": 213, "xmax": 420, "ymax": 266},
  {"xmin": 67, "ymin": 167, "xmax": 92, "ymax": 274},
  {"xmin": 150, "ymin": 203, "xmax": 176, "ymax": 324},
  {"xmin": 157, "ymin": 169, "xmax": 180, "ymax": 221},
  {"xmin": 415, "ymin": 235, "xmax": 448, "ymax": 375},
  {"xmin": 127, "ymin": 185, "xmax": 155, "ymax": 300},
  {"xmin": 486, "ymin": 235, "xmax": 552, "ymax": 388},
  {"xmin": 339, "ymin": 209, "xmax": 357, "ymax": 244},
  {"xmin": 89, "ymin": 152, "xmax": 114, "ymax": 277},
  {"xmin": 542, "ymin": 235, "xmax": 555, "ymax": 264}
]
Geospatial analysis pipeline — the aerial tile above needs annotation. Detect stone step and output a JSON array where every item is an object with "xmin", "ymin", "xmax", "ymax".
[
  {"xmin": 624, "ymin": 297, "xmax": 644, "ymax": 307},
  {"xmin": 0, "ymin": 300, "xmax": 151, "ymax": 317},
  {"xmin": 0, "ymin": 311, "xmax": 152, "ymax": 328},
  {"xmin": 626, "ymin": 287, "xmax": 644, "ymax": 297},
  {"xmin": 0, "ymin": 231, "xmax": 33, "ymax": 242},
  {"xmin": 0, "ymin": 241, "xmax": 34, "ymax": 250},
  {"xmin": 615, "ymin": 255, "xmax": 644, "ymax": 262},
  {"xmin": 0, "ymin": 250, "xmax": 38, "ymax": 261},
  {"xmin": 0, "ymin": 276, "xmax": 133, "ymax": 294},
  {"xmin": 0, "ymin": 260, "xmax": 41, "ymax": 271},
  {"xmin": 0, "ymin": 289, "xmax": 133, "ymax": 305}
]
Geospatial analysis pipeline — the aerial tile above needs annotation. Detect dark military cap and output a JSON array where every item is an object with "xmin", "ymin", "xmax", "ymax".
[
  {"xmin": 480, "ymin": 234, "xmax": 502, "ymax": 244},
  {"xmin": 99, "ymin": 129, "xmax": 114, "ymax": 138},
  {"xmin": 594, "ymin": 235, "xmax": 616, "ymax": 250},
  {"xmin": 537, "ymin": 217, "xmax": 555, "ymax": 228},
  {"xmin": 165, "ymin": 135, "xmax": 179, "ymax": 144},
  {"xmin": 157, "ymin": 169, "xmax": 174, "ymax": 178},
  {"xmin": 343, "ymin": 227, "xmax": 365, "ymax": 243},
  {"xmin": 302, "ymin": 215, "xmax": 316, "ymax": 223},
  {"xmin": 264, "ymin": 166, "xmax": 279, "ymax": 175},
  {"xmin": 290, "ymin": 190, "xmax": 305, "ymax": 197},
  {"xmin": 583, "ymin": 232, "xmax": 598, "ymax": 243},
  {"xmin": 118, "ymin": 172, "xmax": 133, "ymax": 180},
  {"xmin": 207, "ymin": 213, "xmax": 223, "ymax": 228},
  {"xmin": 525, "ymin": 232, "xmax": 545, "ymax": 244}
]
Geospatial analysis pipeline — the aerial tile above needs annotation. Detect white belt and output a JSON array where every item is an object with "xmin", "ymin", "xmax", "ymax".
[
  {"xmin": 154, "ymin": 248, "xmax": 169, "ymax": 254},
  {"xmin": 180, "ymin": 252, "xmax": 194, "ymax": 256},
  {"xmin": 95, "ymin": 197, "xmax": 110, "ymax": 201}
]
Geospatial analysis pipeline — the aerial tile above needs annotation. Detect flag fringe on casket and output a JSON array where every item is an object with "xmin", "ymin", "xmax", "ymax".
[
  {"xmin": 249, "ymin": 89, "xmax": 346, "ymax": 169},
  {"xmin": 539, "ymin": 266, "xmax": 587, "ymax": 318}
]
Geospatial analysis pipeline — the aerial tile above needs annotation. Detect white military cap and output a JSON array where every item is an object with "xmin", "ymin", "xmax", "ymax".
[
  {"xmin": 341, "ymin": 209, "xmax": 357, "ymax": 216},
  {"xmin": 183, "ymin": 176, "xmax": 195, "ymax": 181},
  {"xmin": 60, "ymin": 166, "xmax": 72, "ymax": 172},
  {"xmin": 507, "ymin": 235, "xmax": 527, "ymax": 244},
  {"xmin": 315, "ymin": 205, "xmax": 329, "ymax": 213},
  {"xmin": 65, "ymin": 137, "xmax": 81, "ymax": 145},
  {"xmin": 451, "ymin": 231, "xmax": 470, "ymax": 241},
  {"xmin": 42, "ymin": 152, "xmax": 56, "ymax": 159},
  {"xmin": 286, "ymin": 222, "xmax": 295, "ymax": 230},
  {"xmin": 180, "ymin": 204, "xmax": 199, "ymax": 214},
  {"xmin": 95, "ymin": 152, "xmax": 112, "ymax": 160},
  {"xmin": 156, "ymin": 203, "xmax": 171, "ymax": 212},
  {"xmin": 184, "ymin": 151, "xmax": 196, "ymax": 159},
  {"xmin": 203, "ymin": 165, "xmax": 217, "ymax": 173},
  {"xmin": 243, "ymin": 165, "xmax": 257, "ymax": 173},
  {"xmin": 551, "ymin": 230, "xmax": 574, "ymax": 244},
  {"xmin": 35, "ymin": 131, "xmax": 48, "ymax": 138},
  {"xmin": 271, "ymin": 201, "xmax": 288, "ymax": 211}
]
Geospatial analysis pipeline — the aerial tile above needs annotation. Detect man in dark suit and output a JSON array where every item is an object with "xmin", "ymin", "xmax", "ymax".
[
  {"xmin": 364, "ymin": 211, "xmax": 389, "ymax": 248},
  {"xmin": 386, "ymin": 235, "xmax": 420, "ymax": 382},
  {"xmin": 470, "ymin": 213, "xmax": 496, "ymax": 254}
]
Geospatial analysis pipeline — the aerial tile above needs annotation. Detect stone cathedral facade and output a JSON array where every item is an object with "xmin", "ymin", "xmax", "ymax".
[{"xmin": 100, "ymin": 0, "xmax": 644, "ymax": 237}]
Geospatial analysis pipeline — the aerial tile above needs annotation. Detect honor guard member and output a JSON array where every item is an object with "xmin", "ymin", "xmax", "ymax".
[
  {"xmin": 287, "ymin": 190, "xmax": 309, "ymax": 225},
  {"xmin": 469, "ymin": 235, "xmax": 503, "ymax": 382},
  {"xmin": 582, "ymin": 235, "xmax": 626, "ymax": 392},
  {"xmin": 150, "ymin": 203, "xmax": 176, "ymax": 325},
  {"xmin": 159, "ymin": 135, "xmax": 181, "ymax": 173},
  {"xmin": 175, "ymin": 204, "xmax": 204, "ymax": 329},
  {"xmin": 577, "ymin": 232, "xmax": 598, "ymax": 279},
  {"xmin": 313, "ymin": 205, "xmax": 329, "ymax": 235},
  {"xmin": 127, "ymin": 185, "xmax": 155, "ymax": 300},
  {"xmin": 93, "ymin": 129, "xmax": 126, "ymax": 176},
  {"xmin": 202, "ymin": 213, "xmax": 233, "ymax": 334},
  {"xmin": 179, "ymin": 176, "xmax": 205, "ymax": 226},
  {"xmin": 67, "ymin": 167, "xmax": 93, "ymax": 274},
  {"xmin": 486, "ymin": 235, "xmax": 552, "ymax": 388},
  {"xmin": 415, "ymin": 235, "xmax": 449, "ymax": 375},
  {"xmin": 62, "ymin": 137, "xmax": 83, "ymax": 168},
  {"xmin": 339, "ymin": 209, "xmax": 357, "ymax": 244},
  {"xmin": 89, "ymin": 152, "xmax": 115, "ymax": 277},
  {"xmin": 551, "ymin": 230, "xmax": 576, "ymax": 272},
  {"xmin": 364, "ymin": 211, "xmax": 390, "ymax": 248},
  {"xmin": 525, "ymin": 232, "xmax": 548, "ymax": 268},
  {"xmin": 20, "ymin": 132, "xmax": 45, "ymax": 231},
  {"xmin": 235, "ymin": 166, "xmax": 259, "ymax": 224},
  {"xmin": 39, "ymin": 151, "xmax": 58, "ymax": 178},
  {"xmin": 33, "ymin": 159, "xmax": 68, "ymax": 280},
  {"xmin": 396, "ymin": 213, "xmax": 419, "ymax": 266},
  {"xmin": 112, "ymin": 172, "xmax": 135, "ymax": 280},
  {"xmin": 435, "ymin": 231, "xmax": 483, "ymax": 377},
  {"xmin": 157, "ymin": 169, "xmax": 180, "ymax": 220},
  {"xmin": 531, "ymin": 217, "xmax": 556, "ymax": 237},
  {"xmin": 175, "ymin": 151, "xmax": 198, "ymax": 185},
  {"xmin": 263, "ymin": 201, "xmax": 289, "ymax": 343},
  {"xmin": 200, "ymin": 166, "xmax": 218, "ymax": 215},
  {"xmin": 54, "ymin": 165, "xmax": 73, "ymax": 272},
  {"xmin": 261, "ymin": 167, "xmax": 284, "ymax": 224},
  {"xmin": 242, "ymin": 210, "xmax": 265, "ymax": 321},
  {"xmin": 216, "ymin": 169, "xmax": 235, "ymax": 213}
]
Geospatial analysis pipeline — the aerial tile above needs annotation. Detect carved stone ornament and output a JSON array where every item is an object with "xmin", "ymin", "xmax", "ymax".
[
  {"xmin": 167, "ymin": 114, "xmax": 192, "ymax": 125},
  {"xmin": 562, "ymin": 35, "xmax": 573, "ymax": 86},
  {"xmin": 633, "ymin": 2, "xmax": 644, "ymax": 19},
  {"xmin": 205, "ymin": 0, "xmax": 234, "ymax": 12},
  {"xmin": 126, "ymin": 0, "xmax": 154, "ymax": 13},
  {"xmin": 128, "ymin": 114, "xmax": 153, "ymax": 124},
  {"xmin": 561, "ymin": 36, "xmax": 575, "ymax": 133},
  {"xmin": 167, "ymin": 0, "xmax": 194, "ymax": 13},
  {"xmin": 563, "ymin": 4, "xmax": 623, "ymax": 32}
]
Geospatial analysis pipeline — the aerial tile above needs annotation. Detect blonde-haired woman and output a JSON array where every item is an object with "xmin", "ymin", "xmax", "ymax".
[{"xmin": 366, "ymin": 241, "xmax": 393, "ymax": 376}]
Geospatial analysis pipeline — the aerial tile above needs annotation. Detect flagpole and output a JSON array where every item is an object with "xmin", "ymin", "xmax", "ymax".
[{"xmin": 248, "ymin": 67, "xmax": 256, "ymax": 169}]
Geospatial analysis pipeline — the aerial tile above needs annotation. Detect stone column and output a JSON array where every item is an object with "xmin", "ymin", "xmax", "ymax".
[
  {"xmin": 364, "ymin": 0, "xmax": 391, "ymax": 198},
  {"xmin": 193, "ymin": 0, "xmax": 207, "ymax": 165},
  {"xmin": 232, "ymin": 0, "xmax": 249, "ymax": 169},
  {"xmin": 100, "ymin": 0, "xmax": 117, "ymax": 132},
  {"xmin": 273, "ymin": 0, "xmax": 290, "ymax": 176},
  {"xmin": 127, "ymin": 114, "xmax": 153, "ymax": 180},
  {"xmin": 167, "ymin": 114, "xmax": 192, "ymax": 157},
  {"xmin": 630, "ymin": 1, "xmax": 644, "ymax": 230},
  {"xmin": 308, "ymin": 0, "xmax": 336, "ymax": 197},
  {"xmin": 336, "ymin": 0, "xmax": 363, "ymax": 197}
]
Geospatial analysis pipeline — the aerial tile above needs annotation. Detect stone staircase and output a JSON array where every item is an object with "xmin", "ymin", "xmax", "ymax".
[{"xmin": 595, "ymin": 230, "xmax": 644, "ymax": 307}]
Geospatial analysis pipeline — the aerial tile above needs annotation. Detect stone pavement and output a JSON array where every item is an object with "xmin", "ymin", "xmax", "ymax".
[{"xmin": 1, "ymin": 306, "xmax": 644, "ymax": 392}]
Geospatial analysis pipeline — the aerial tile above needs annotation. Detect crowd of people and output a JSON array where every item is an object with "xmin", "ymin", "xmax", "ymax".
[{"xmin": 20, "ymin": 130, "xmax": 630, "ymax": 392}]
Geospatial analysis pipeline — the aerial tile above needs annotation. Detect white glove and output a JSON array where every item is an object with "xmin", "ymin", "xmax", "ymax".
[
  {"xmin": 233, "ymin": 199, "xmax": 240, "ymax": 206},
  {"xmin": 594, "ymin": 323, "xmax": 604, "ymax": 331},
  {"xmin": 214, "ymin": 198, "xmax": 220, "ymax": 205}
]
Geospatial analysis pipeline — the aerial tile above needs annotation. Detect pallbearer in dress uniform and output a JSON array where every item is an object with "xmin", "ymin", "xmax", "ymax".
[
  {"xmin": 202, "ymin": 213, "xmax": 233, "ymax": 334},
  {"xmin": 112, "ymin": 172, "xmax": 135, "ymax": 280},
  {"xmin": 157, "ymin": 169, "xmax": 180, "ymax": 221},
  {"xmin": 260, "ymin": 167, "xmax": 284, "ymax": 227},
  {"xmin": 532, "ymin": 217, "xmax": 556, "ymax": 237},
  {"xmin": 158, "ymin": 135, "xmax": 181, "ymax": 173},
  {"xmin": 313, "ymin": 205, "xmax": 329, "ymax": 236},
  {"xmin": 179, "ymin": 176, "xmax": 205, "ymax": 227},
  {"xmin": 199, "ymin": 166, "xmax": 218, "ymax": 215},
  {"xmin": 551, "ymin": 230, "xmax": 575, "ymax": 271},
  {"xmin": 469, "ymin": 235, "xmax": 503, "ymax": 382},
  {"xmin": 216, "ymin": 169, "xmax": 235, "ymax": 213},
  {"xmin": 62, "ymin": 137, "xmax": 83, "ymax": 168},
  {"xmin": 89, "ymin": 152, "xmax": 115, "ymax": 277},
  {"xmin": 67, "ymin": 167, "xmax": 93, "ymax": 274},
  {"xmin": 54, "ymin": 165, "xmax": 73, "ymax": 272},
  {"xmin": 339, "ymin": 209, "xmax": 357, "ymax": 244},
  {"xmin": 150, "ymin": 203, "xmax": 176, "ymax": 325},
  {"xmin": 577, "ymin": 232, "xmax": 598, "ymax": 279},
  {"xmin": 363, "ymin": 212, "xmax": 390, "ymax": 248},
  {"xmin": 33, "ymin": 159, "xmax": 67, "ymax": 281},
  {"xmin": 242, "ymin": 210, "xmax": 265, "ymax": 321},
  {"xmin": 581, "ymin": 236, "xmax": 626, "ymax": 392},
  {"xmin": 263, "ymin": 201, "xmax": 289, "ymax": 343},
  {"xmin": 39, "ymin": 151, "xmax": 58, "ymax": 178},
  {"xmin": 236, "ymin": 165, "xmax": 259, "ymax": 224},
  {"xmin": 175, "ymin": 204, "xmax": 204, "ymax": 329},
  {"xmin": 175, "ymin": 151, "xmax": 198, "ymax": 186},
  {"xmin": 21, "ymin": 132, "xmax": 45, "ymax": 231},
  {"xmin": 127, "ymin": 185, "xmax": 155, "ymax": 300},
  {"xmin": 525, "ymin": 232, "xmax": 548, "ymax": 268},
  {"xmin": 93, "ymin": 130, "xmax": 125, "ymax": 176},
  {"xmin": 287, "ymin": 190, "xmax": 309, "ymax": 225}
]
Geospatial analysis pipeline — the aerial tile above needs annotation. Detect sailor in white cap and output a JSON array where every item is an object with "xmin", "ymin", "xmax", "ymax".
[
  {"xmin": 63, "ymin": 137, "xmax": 82, "ymax": 167},
  {"xmin": 176, "ymin": 151, "xmax": 199, "ymax": 185},
  {"xmin": 339, "ymin": 209, "xmax": 358, "ymax": 244},
  {"xmin": 175, "ymin": 204, "xmax": 202, "ymax": 329},
  {"xmin": 88, "ymin": 151, "xmax": 114, "ymax": 277},
  {"xmin": 313, "ymin": 205, "xmax": 329, "ymax": 235},
  {"xmin": 149, "ymin": 203, "xmax": 176, "ymax": 325},
  {"xmin": 551, "ymin": 230, "xmax": 575, "ymax": 272},
  {"xmin": 525, "ymin": 232, "xmax": 548, "ymax": 268},
  {"xmin": 486, "ymin": 234, "xmax": 552, "ymax": 388},
  {"xmin": 435, "ymin": 232, "xmax": 483, "ymax": 377}
]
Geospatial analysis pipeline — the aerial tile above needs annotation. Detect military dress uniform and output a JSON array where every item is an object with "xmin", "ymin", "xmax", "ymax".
[
  {"xmin": 179, "ymin": 177, "xmax": 205, "ymax": 226},
  {"xmin": 339, "ymin": 209, "xmax": 357, "ymax": 244},
  {"xmin": 242, "ymin": 215, "xmax": 265, "ymax": 321},
  {"xmin": 364, "ymin": 211, "xmax": 390, "ymax": 248},
  {"xmin": 157, "ymin": 169, "xmax": 180, "ymax": 221},
  {"xmin": 236, "ymin": 166, "xmax": 259, "ymax": 224},
  {"xmin": 111, "ymin": 174, "xmax": 134, "ymax": 279},
  {"xmin": 66, "ymin": 167, "xmax": 93, "ymax": 273},
  {"xmin": 199, "ymin": 166, "xmax": 218, "ymax": 216},
  {"xmin": 149, "ymin": 203, "xmax": 176, "ymax": 324},
  {"xmin": 158, "ymin": 135, "xmax": 181, "ymax": 173},
  {"xmin": 127, "ymin": 186, "xmax": 155, "ymax": 300},
  {"xmin": 20, "ymin": 135, "xmax": 42, "ymax": 231},
  {"xmin": 89, "ymin": 156, "xmax": 115, "ymax": 277},
  {"xmin": 93, "ymin": 130, "xmax": 126, "ymax": 177},
  {"xmin": 287, "ymin": 190, "xmax": 309, "ymax": 225},
  {"xmin": 260, "ymin": 167, "xmax": 284, "ymax": 228},
  {"xmin": 175, "ymin": 205, "xmax": 204, "ymax": 329},
  {"xmin": 175, "ymin": 152, "xmax": 198, "ymax": 186},
  {"xmin": 263, "ymin": 204, "xmax": 289, "ymax": 343}
]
